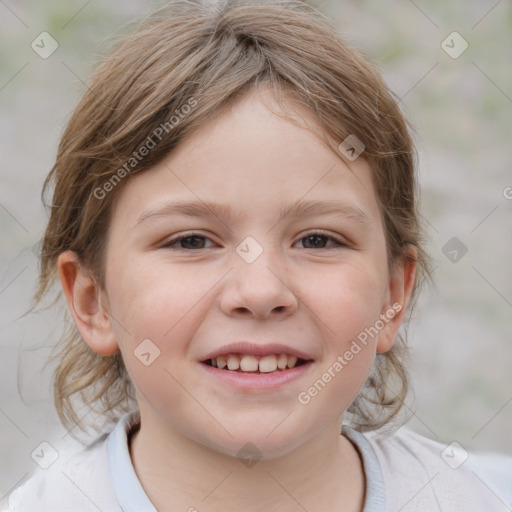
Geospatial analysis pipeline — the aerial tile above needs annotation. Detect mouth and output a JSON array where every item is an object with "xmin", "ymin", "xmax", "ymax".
[{"xmin": 201, "ymin": 353, "xmax": 310, "ymax": 374}]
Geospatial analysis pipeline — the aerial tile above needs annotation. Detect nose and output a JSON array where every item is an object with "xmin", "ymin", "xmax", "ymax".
[{"xmin": 219, "ymin": 245, "xmax": 298, "ymax": 320}]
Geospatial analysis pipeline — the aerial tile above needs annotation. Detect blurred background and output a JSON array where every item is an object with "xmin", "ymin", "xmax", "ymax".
[{"xmin": 1, "ymin": 0, "xmax": 511, "ymax": 503}]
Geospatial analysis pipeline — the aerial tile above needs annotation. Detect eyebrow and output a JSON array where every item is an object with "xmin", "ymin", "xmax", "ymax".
[{"xmin": 134, "ymin": 198, "xmax": 373, "ymax": 231}]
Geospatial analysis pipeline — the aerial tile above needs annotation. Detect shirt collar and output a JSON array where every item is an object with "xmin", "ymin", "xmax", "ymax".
[
  {"xmin": 107, "ymin": 411, "xmax": 386, "ymax": 512},
  {"xmin": 107, "ymin": 410, "xmax": 157, "ymax": 512},
  {"xmin": 342, "ymin": 426, "xmax": 386, "ymax": 511}
]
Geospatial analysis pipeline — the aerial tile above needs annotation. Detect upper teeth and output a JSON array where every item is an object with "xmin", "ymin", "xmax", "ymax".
[{"xmin": 210, "ymin": 354, "xmax": 299, "ymax": 372}]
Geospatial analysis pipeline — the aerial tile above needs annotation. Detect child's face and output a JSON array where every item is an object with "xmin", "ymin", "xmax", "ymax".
[{"xmin": 84, "ymin": 89, "xmax": 411, "ymax": 457}]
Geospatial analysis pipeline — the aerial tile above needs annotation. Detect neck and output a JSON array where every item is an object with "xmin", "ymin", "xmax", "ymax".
[{"xmin": 129, "ymin": 411, "xmax": 365, "ymax": 512}]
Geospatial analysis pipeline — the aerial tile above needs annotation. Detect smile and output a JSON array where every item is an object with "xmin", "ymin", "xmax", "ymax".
[
  {"xmin": 202, "ymin": 353, "xmax": 307, "ymax": 373},
  {"xmin": 199, "ymin": 355, "xmax": 313, "ymax": 391}
]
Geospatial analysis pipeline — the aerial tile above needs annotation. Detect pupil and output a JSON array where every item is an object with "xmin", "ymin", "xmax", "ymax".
[
  {"xmin": 304, "ymin": 235, "xmax": 325, "ymax": 248},
  {"xmin": 182, "ymin": 236, "xmax": 204, "ymax": 249}
]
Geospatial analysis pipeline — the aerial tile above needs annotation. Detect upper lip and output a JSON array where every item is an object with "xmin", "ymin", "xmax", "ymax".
[{"xmin": 200, "ymin": 341, "xmax": 314, "ymax": 362}]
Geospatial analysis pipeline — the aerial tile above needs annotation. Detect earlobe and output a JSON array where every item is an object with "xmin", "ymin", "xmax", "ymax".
[
  {"xmin": 376, "ymin": 245, "xmax": 417, "ymax": 353},
  {"xmin": 57, "ymin": 251, "xmax": 119, "ymax": 356}
]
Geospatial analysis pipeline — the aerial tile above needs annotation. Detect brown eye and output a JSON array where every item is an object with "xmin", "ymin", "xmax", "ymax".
[
  {"xmin": 162, "ymin": 233, "xmax": 214, "ymax": 250},
  {"xmin": 297, "ymin": 232, "xmax": 346, "ymax": 249}
]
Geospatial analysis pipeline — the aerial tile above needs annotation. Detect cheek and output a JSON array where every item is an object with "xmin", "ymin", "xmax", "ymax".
[
  {"xmin": 298, "ymin": 263, "xmax": 385, "ymax": 398},
  {"xmin": 108, "ymin": 273, "xmax": 205, "ymax": 421},
  {"xmin": 303, "ymin": 261, "xmax": 386, "ymax": 345},
  {"xmin": 106, "ymin": 256, "xmax": 207, "ymax": 341},
  {"xmin": 105, "ymin": 260, "xmax": 214, "ymax": 381}
]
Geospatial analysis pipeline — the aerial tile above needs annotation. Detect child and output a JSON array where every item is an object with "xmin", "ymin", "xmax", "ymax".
[{"xmin": 4, "ymin": 0, "xmax": 511, "ymax": 510}]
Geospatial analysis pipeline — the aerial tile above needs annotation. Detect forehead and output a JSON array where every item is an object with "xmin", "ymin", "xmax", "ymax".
[{"xmin": 110, "ymin": 88, "xmax": 382, "ymax": 229}]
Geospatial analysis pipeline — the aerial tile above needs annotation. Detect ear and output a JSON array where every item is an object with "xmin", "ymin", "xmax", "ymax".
[
  {"xmin": 376, "ymin": 245, "xmax": 417, "ymax": 353},
  {"xmin": 57, "ymin": 250, "xmax": 119, "ymax": 356}
]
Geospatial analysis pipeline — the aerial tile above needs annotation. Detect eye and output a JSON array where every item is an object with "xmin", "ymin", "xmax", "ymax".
[
  {"xmin": 161, "ymin": 233, "xmax": 215, "ymax": 250},
  {"xmin": 161, "ymin": 231, "xmax": 348, "ymax": 251},
  {"xmin": 295, "ymin": 231, "xmax": 347, "ymax": 250}
]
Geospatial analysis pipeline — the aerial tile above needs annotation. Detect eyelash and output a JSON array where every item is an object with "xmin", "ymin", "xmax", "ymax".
[{"xmin": 161, "ymin": 231, "xmax": 348, "ymax": 251}]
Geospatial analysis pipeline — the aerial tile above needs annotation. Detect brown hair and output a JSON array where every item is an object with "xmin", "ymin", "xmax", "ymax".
[{"xmin": 33, "ymin": 0, "xmax": 432, "ymax": 436}]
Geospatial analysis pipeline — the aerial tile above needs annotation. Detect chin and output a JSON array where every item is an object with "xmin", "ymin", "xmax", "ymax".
[{"xmin": 197, "ymin": 426, "xmax": 307, "ymax": 463}]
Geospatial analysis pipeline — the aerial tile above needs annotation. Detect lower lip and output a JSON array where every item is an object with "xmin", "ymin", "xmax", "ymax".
[{"xmin": 199, "ymin": 361, "xmax": 314, "ymax": 391}]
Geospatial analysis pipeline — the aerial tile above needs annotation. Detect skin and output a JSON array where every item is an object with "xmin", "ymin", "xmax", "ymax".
[{"xmin": 58, "ymin": 87, "xmax": 416, "ymax": 511}]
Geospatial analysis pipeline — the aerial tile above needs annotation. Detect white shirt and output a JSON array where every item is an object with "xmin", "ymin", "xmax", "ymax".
[{"xmin": 3, "ymin": 411, "xmax": 512, "ymax": 511}]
